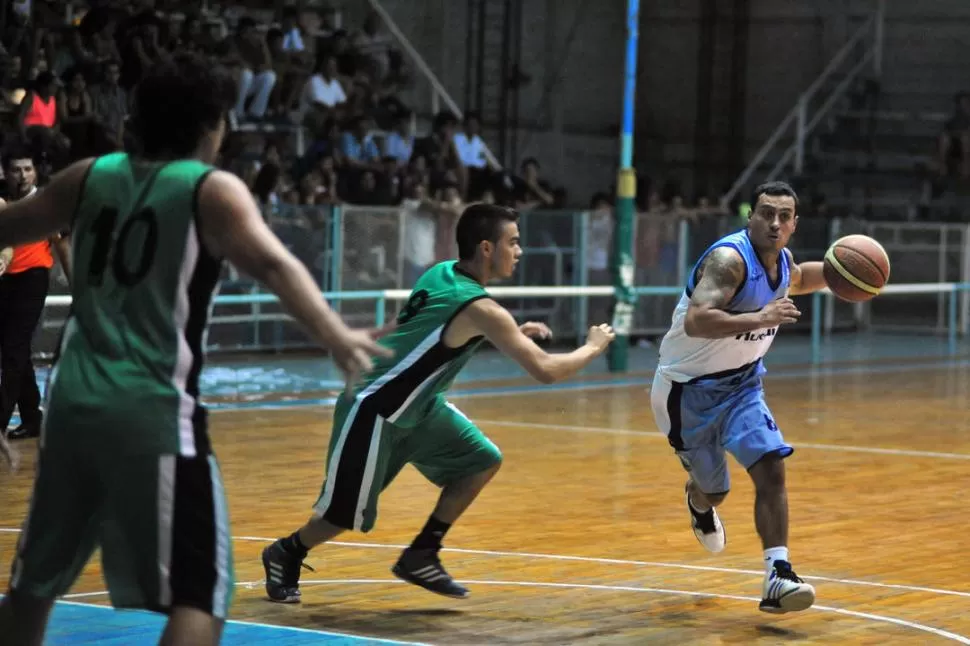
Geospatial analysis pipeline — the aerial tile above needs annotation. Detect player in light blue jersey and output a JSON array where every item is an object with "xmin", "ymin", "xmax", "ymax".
[{"xmin": 652, "ymin": 181, "xmax": 827, "ymax": 614}]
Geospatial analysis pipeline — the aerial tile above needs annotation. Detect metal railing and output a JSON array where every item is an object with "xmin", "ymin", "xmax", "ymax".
[
  {"xmin": 722, "ymin": 0, "xmax": 886, "ymax": 205},
  {"xmin": 364, "ymin": 0, "xmax": 502, "ymax": 169}
]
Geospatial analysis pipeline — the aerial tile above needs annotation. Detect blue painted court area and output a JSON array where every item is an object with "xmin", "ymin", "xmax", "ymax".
[
  {"xmin": 9, "ymin": 332, "xmax": 970, "ymax": 426},
  {"xmin": 27, "ymin": 600, "xmax": 420, "ymax": 645}
]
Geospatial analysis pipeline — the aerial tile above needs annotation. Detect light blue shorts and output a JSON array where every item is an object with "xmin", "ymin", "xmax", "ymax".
[{"xmin": 651, "ymin": 361, "xmax": 793, "ymax": 495}]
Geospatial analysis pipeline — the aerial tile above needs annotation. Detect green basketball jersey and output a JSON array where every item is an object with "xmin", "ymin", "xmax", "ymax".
[
  {"xmin": 46, "ymin": 153, "xmax": 221, "ymax": 456},
  {"xmin": 353, "ymin": 261, "xmax": 489, "ymax": 427}
]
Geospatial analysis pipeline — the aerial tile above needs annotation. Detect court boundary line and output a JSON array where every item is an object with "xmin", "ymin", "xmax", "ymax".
[
  {"xmin": 4, "ymin": 527, "xmax": 966, "ymax": 600},
  {"xmin": 45, "ymin": 598, "xmax": 431, "ymax": 645},
  {"xmin": 203, "ymin": 356, "xmax": 970, "ymax": 414},
  {"xmin": 62, "ymin": 578, "xmax": 970, "ymax": 644}
]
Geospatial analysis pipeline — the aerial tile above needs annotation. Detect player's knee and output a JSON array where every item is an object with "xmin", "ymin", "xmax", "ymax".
[
  {"xmin": 484, "ymin": 445, "xmax": 503, "ymax": 474},
  {"xmin": 704, "ymin": 490, "xmax": 729, "ymax": 506},
  {"xmin": 749, "ymin": 452, "xmax": 786, "ymax": 493}
]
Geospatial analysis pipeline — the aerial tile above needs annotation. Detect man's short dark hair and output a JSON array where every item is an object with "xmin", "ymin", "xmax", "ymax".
[
  {"xmin": 2, "ymin": 144, "xmax": 34, "ymax": 170},
  {"xmin": 751, "ymin": 180, "xmax": 798, "ymax": 209},
  {"xmin": 130, "ymin": 52, "xmax": 235, "ymax": 159},
  {"xmin": 456, "ymin": 203, "xmax": 519, "ymax": 260}
]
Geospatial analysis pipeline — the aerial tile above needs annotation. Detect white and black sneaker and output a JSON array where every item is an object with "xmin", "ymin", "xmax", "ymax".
[
  {"xmin": 685, "ymin": 482, "xmax": 726, "ymax": 553},
  {"xmin": 760, "ymin": 560, "xmax": 816, "ymax": 614},
  {"xmin": 391, "ymin": 548, "xmax": 469, "ymax": 599},
  {"xmin": 262, "ymin": 540, "xmax": 313, "ymax": 603}
]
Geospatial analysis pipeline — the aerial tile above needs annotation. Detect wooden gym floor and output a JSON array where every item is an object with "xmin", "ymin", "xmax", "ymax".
[{"xmin": 2, "ymin": 351, "xmax": 970, "ymax": 644}]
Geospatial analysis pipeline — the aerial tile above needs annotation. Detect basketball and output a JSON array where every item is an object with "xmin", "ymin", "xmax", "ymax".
[{"xmin": 822, "ymin": 235, "xmax": 891, "ymax": 302}]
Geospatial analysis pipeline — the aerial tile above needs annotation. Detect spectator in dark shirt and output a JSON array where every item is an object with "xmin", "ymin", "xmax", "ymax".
[
  {"xmin": 413, "ymin": 111, "xmax": 463, "ymax": 193},
  {"xmin": 90, "ymin": 59, "xmax": 128, "ymax": 151},
  {"xmin": 513, "ymin": 157, "xmax": 555, "ymax": 210}
]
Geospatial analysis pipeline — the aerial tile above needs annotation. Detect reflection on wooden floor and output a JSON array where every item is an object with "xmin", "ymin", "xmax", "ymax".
[{"xmin": 2, "ymin": 366, "xmax": 970, "ymax": 644}]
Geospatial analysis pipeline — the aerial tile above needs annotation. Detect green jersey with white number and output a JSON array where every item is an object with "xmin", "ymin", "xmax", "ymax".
[
  {"xmin": 46, "ymin": 153, "xmax": 222, "ymax": 456},
  {"xmin": 352, "ymin": 261, "xmax": 489, "ymax": 427}
]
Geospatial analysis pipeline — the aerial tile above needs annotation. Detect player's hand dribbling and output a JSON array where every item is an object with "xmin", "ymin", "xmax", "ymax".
[
  {"xmin": 586, "ymin": 324, "xmax": 616, "ymax": 353},
  {"xmin": 759, "ymin": 298, "xmax": 801, "ymax": 327}
]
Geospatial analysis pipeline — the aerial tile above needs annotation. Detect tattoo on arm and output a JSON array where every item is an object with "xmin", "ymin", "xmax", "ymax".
[{"xmin": 690, "ymin": 247, "xmax": 746, "ymax": 310}]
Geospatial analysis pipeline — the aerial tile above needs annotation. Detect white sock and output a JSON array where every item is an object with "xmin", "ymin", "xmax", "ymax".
[{"xmin": 764, "ymin": 546, "xmax": 789, "ymax": 575}]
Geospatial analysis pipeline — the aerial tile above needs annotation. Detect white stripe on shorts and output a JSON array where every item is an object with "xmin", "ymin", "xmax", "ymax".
[
  {"xmin": 650, "ymin": 373, "xmax": 673, "ymax": 436},
  {"xmin": 157, "ymin": 455, "xmax": 176, "ymax": 608}
]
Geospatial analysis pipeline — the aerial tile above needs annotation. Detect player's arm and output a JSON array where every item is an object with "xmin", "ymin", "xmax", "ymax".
[
  {"xmin": 684, "ymin": 247, "xmax": 798, "ymax": 338},
  {"xmin": 0, "ymin": 196, "xmax": 11, "ymax": 276},
  {"xmin": 52, "ymin": 233, "xmax": 72, "ymax": 286},
  {"xmin": 0, "ymin": 159, "xmax": 93, "ymax": 249},
  {"xmin": 197, "ymin": 171, "xmax": 392, "ymax": 380},
  {"xmin": 462, "ymin": 299, "xmax": 613, "ymax": 384},
  {"xmin": 784, "ymin": 248, "xmax": 825, "ymax": 296}
]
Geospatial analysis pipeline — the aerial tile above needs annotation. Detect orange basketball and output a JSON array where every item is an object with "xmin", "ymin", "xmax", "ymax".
[{"xmin": 822, "ymin": 235, "xmax": 890, "ymax": 302}]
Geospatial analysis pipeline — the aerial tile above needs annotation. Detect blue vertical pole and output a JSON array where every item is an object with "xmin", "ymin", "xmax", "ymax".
[{"xmin": 607, "ymin": 0, "xmax": 640, "ymax": 372}]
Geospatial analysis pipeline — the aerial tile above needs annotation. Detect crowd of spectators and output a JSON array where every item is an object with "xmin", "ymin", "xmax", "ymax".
[
  {"xmin": 0, "ymin": 0, "xmax": 751, "ymax": 292},
  {"xmin": 0, "ymin": 0, "xmax": 571, "ymax": 237}
]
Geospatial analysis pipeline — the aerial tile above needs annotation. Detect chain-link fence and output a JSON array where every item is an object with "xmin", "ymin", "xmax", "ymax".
[{"xmin": 31, "ymin": 207, "xmax": 970, "ymax": 357}]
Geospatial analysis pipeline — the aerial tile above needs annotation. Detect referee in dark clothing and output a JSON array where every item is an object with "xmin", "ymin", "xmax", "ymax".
[{"xmin": 0, "ymin": 149, "xmax": 71, "ymax": 441}]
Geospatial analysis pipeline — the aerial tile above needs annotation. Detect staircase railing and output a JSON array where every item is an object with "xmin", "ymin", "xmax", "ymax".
[
  {"xmin": 721, "ymin": 0, "xmax": 885, "ymax": 206},
  {"xmin": 364, "ymin": 0, "xmax": 503, "ymax": 170}
]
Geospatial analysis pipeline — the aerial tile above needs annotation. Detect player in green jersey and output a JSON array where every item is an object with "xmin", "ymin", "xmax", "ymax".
[
  {"xmin": 0, "ymin": 53, "xmax": 391, "ymax": 646},
  {"xmin": 263, "ymin": 203, "xmax": 616, "ymax": 602}
]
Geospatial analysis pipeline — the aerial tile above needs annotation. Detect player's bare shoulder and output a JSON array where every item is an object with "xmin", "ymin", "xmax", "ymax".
[
  {"xmin": 443, "ymin": 297, "xmax": 505, "ymax": 347},
  {"xmin": 693, "ymin": 246, "xmax": 746, "ymax": 301}
]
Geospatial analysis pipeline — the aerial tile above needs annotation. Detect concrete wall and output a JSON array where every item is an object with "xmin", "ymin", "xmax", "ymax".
[{"xmin": 344, "ymin": 0, "xmax": 970, "ymax": 203}]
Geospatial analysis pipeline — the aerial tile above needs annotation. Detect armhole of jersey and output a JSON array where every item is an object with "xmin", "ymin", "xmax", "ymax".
[
  {"xmin": 441, "ymin": 293, "xmax": 490, "ymax": 351},
  {"xmin": 685, "ymin": 243, "xmax": 748, "ymax": 304},
  {"xmin": 192, "ymin": 168, "xmax": 217, "ymax": 260},
  {"xmin": 68, "ymin": 158, "xmax": 97, "ymax": 230}
]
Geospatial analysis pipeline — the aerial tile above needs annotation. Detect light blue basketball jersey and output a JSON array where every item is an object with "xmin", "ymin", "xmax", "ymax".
[{"xmin": 656, "ymin": 229, "xmax": 792, "ymax": 382}]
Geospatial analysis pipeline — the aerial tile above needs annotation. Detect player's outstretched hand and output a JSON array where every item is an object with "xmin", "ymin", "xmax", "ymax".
[
  {"xmin": 332, "ymin": 324, "xmax": 396, "ymax": 391},
  {"xmin": 586, "ymin": 324, "xmax": 616, "ymax": 353},
  {"xmin": 520, "ymin": 321, "xmax": 553, "ymax": 341},
  {"xmin": 760, "ymin": 298, "xmax": 801, "ymax": 327}
]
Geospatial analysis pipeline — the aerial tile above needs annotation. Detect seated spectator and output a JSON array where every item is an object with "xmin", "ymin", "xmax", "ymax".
[
  {"xmin": 57, "ymin": 66, "xmax": 95, "ymax": 160},
  {"xmin": 17, "ymin": 71, "xmax": 68, "ymax": 167},
  {"xmin": 513, "ymin": 157, "xmax": 555, "ymax": 210},
  {"xmin": 231, "ymin": 17, "xmax": 277, "ymax": 122},
  {"xmin": 414, "ymin": 111, "xmax": 464, "ymax": 193},
  {"xmin": 300, "ymin": 116, "xmax": 345, "ymax": 174},
  {"xmin": 341, "ymin": 115, "xmax": 382, "ymax": 171},
  {"xmin": 299, "ymin": 55, "xmax": 346, "ymax": 121},
  {"xmin": 454, "ymin": 111, "xmax": 493, "ymax": 195},
  {"xmin": 323, "ymin": 30, "xmax": 359, "ymax": 79},
  {"xmin": 90, "ymin": 59, "xmax": 128, "ymax": 152},
  {"xmin": 252, "ymin": 161, "xmax": 283, "ymax": 208},
  {"xmin": 353, "ymin": 11, "xmax": 392, "ymax": 82},
  {"xmin": 383, "ymin": 112, "xmax": 413, "ymax": 167},
  {"xmin": 376, "ymin": 156, "xmax": 404, "ymax": 204},
  {"xmin": 301, "ymin": 153, "xmax": 341, "ymax": 204},
  {"xmin": 347, "ymin": 169, "xmax": 382, "ymax": 205},
  {"xmin": 939, "ymin": 91, "xmax": 970, "ymax": 178}
]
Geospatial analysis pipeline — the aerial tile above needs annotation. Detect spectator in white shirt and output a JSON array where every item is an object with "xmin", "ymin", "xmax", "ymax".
[
  {"xmin": 454, "ymin": 112, "xmax": 487, "ymax": 169},
  {"xmin": 400, "ymin": 181, "xmax": 438, "ymax": 287},
  {"xmin": 300, "ymin": 56, "xmax": 346, "ymax": 121},
  {"xmin": 453, "ymin": 111, "xmax": 494, "ymax": 197}
]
